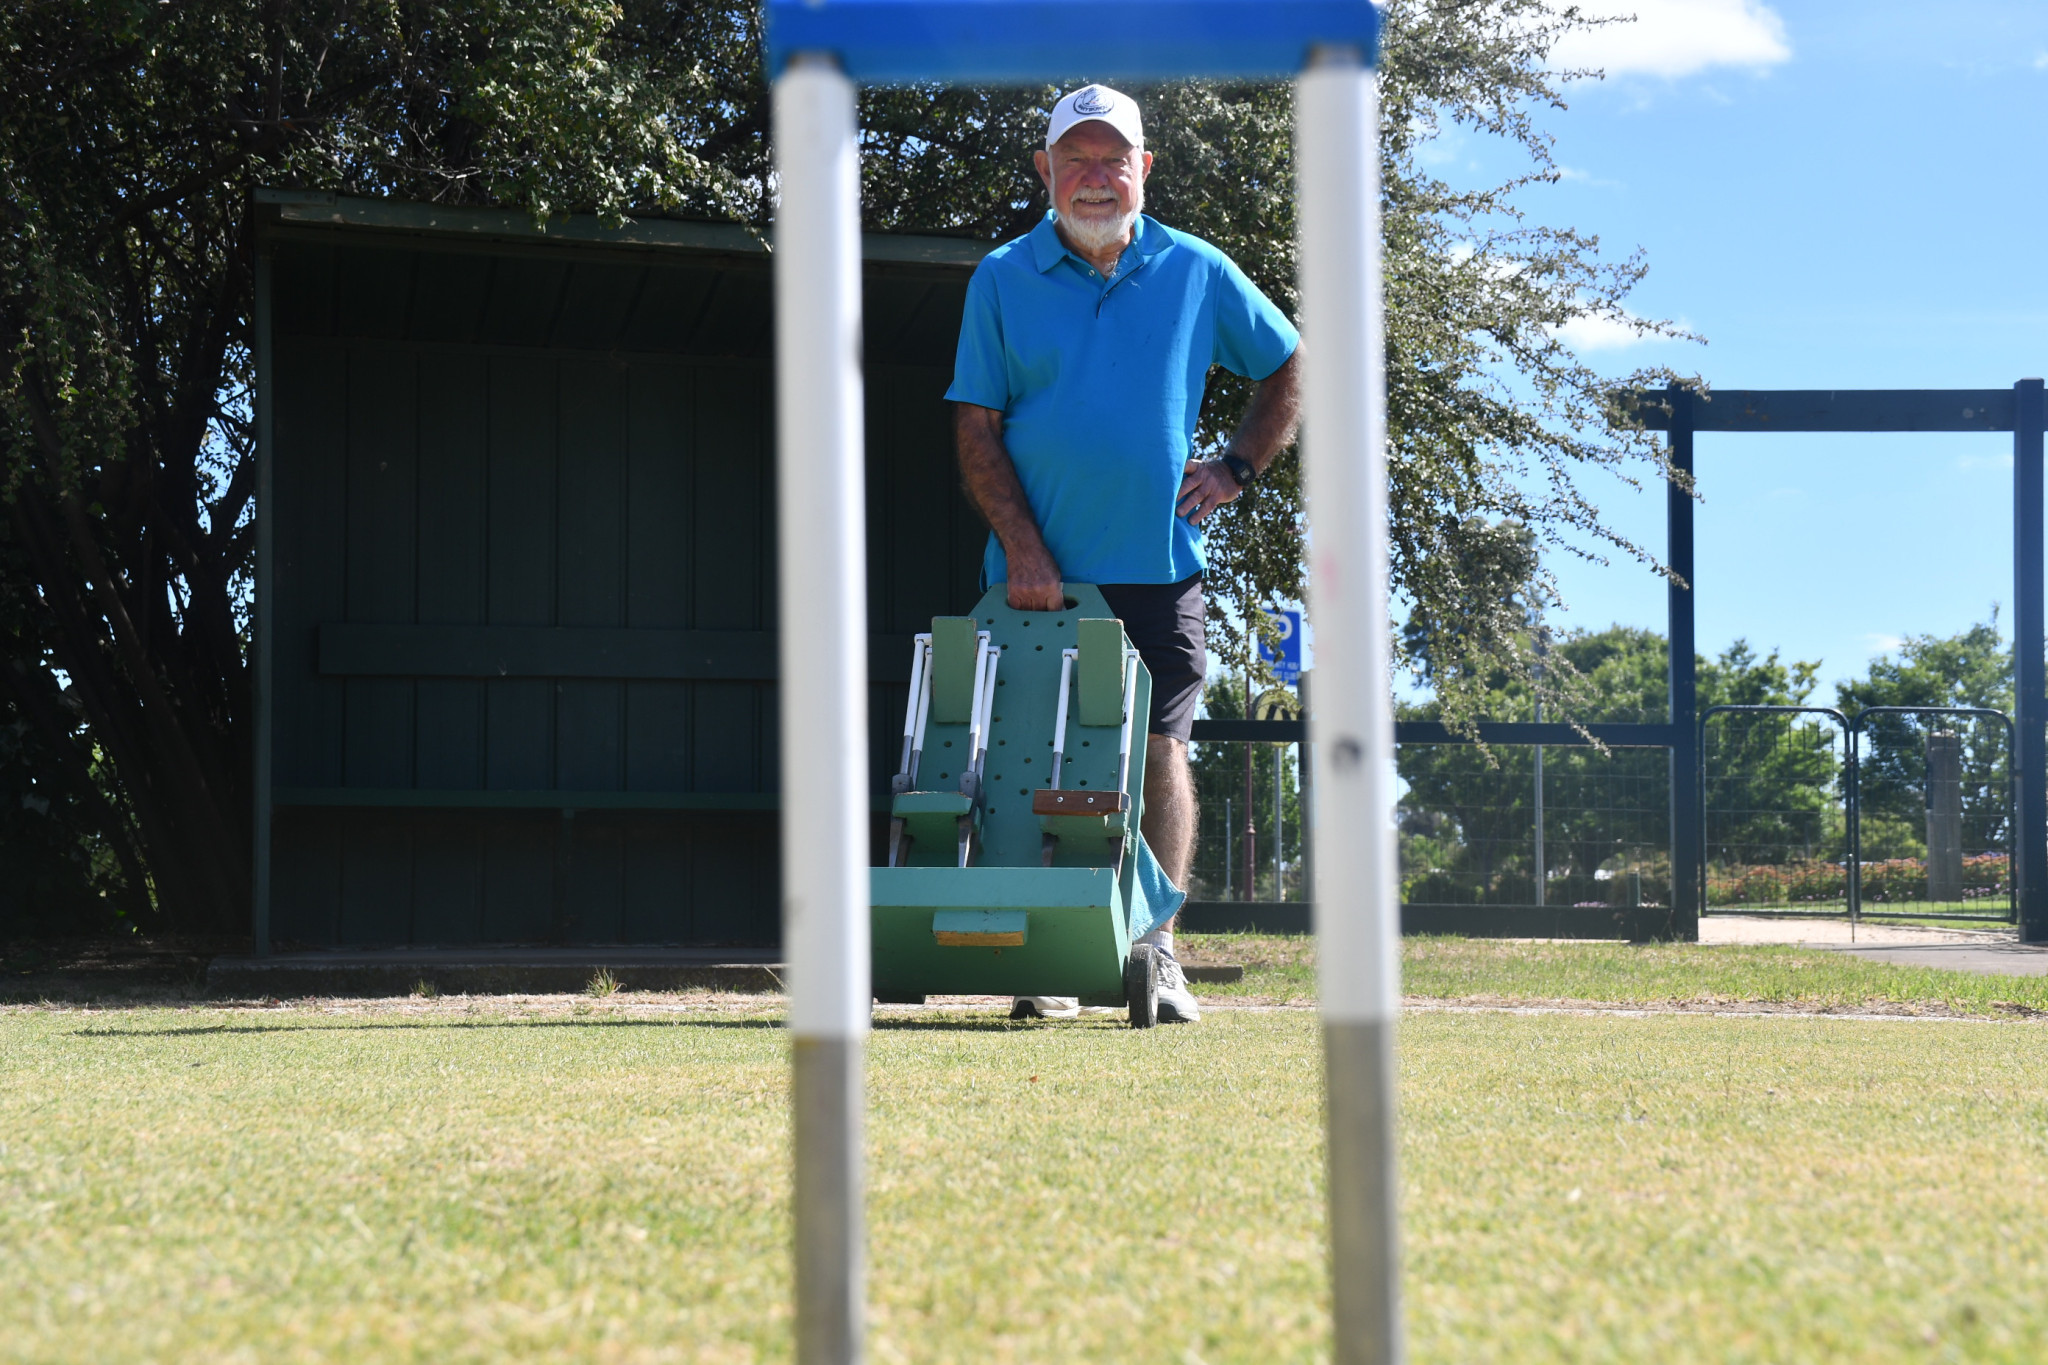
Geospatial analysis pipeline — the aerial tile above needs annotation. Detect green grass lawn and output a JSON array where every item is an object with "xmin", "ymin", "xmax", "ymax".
[
  {"xmin": 5, "ymin": 994, "xmax": 2048, "ymax": 1363},
  {"xmin": 1183, "ymin": 933, "xmax": 2048, "ymax": 1016}
]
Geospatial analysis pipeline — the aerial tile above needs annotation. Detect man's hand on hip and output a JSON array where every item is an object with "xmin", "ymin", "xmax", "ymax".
[
  {"xmin": 1005, "ymin": 546, "xmax": 1066, "ymax": 612},
  {"xmin": 1176, "ymin": 458, "xmax": 1243, "ymax": 525}
]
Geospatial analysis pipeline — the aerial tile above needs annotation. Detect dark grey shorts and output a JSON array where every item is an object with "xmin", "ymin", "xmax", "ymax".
[{"xmin": 1098, "ymin": 574, "xmax": 1207, "ymax": 743}]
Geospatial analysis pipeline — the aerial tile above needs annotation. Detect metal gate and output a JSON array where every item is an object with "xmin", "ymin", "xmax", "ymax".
[
  {"xmin": 1700, "ymin": 704, "xmax": 2015, "ymax": 925},
  {"xmin": 1850, "ymin": 707, "xmax": 2014, "ymax": 924},
  {"xmin": 1701, "ymin": 706, "xmax": 1854, "ymax": 918}
]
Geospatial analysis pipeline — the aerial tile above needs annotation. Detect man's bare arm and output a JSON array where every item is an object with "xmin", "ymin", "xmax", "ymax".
[
  {"xmin": 954, "ymin": 402, "xmax": 1065, "ymax": 611},
  {"xmin": 1176, "ymin": 348, "xmax": 1304, "ymax": 523}
]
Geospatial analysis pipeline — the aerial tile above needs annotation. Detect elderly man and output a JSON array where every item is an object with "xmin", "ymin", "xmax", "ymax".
[{"xmin": 947, "ymin": 83, "xmax": 1302, "ymax": 1024}]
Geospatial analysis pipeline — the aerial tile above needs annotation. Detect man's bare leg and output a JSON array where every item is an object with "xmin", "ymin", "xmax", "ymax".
[
  {"xmin": 1139, "ymin": 733, "xmax": 1200, "ymax": 1021},
  {"xmin": 1142, "ymin": 733, "xmax": 1196, "ymax": 893}
]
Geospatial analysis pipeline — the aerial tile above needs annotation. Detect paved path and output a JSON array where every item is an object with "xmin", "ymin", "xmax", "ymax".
[{"xmin": 1702, "ymin": 914, "xmax": 2048, "ymax": 976}]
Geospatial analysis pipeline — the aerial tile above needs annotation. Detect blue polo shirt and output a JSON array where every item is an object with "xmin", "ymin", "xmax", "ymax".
[{"xmin": 946, "ymin": 213, "xmax": 1299, "ymax": 587}]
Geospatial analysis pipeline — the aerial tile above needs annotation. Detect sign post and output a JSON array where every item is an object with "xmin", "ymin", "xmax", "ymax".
[
  {"xmin": 1258, "ymin": 606, "xmax": 1304, "ymax": 685},
  {"xmin": 764, "ymin": 7, "xmax": 1391, "ymax": 1361}
]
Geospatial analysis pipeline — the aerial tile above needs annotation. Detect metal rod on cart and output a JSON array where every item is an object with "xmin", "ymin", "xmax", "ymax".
[
  {"xmin": 906, "ymin": 639, "xmax": 935, "ymax": 790},
  {"xmin": 1114, "ymin": 649, "xmax": 1140, "ymax": 798},
  {"xmin": 1049, "ymin": 649, "xmax": 1077, "ymax": 788},
  {"xmin": 972, "ymin": 641, "xmax": 1001, "ymax": 781},
  {"xmin": 896, "ymin": 635, "xmax": 931, "ymax": 782},
  {"xmin": 961, "ymin": 631, "xmax": 992, "ymax": 786},
  {"xmin": 772, "ymin": 52, "xmax": 867, "ymax": 1365},
  {"xmin": 1299, "ymin": 45, "xmax": 1403, "ymax": 1365}
]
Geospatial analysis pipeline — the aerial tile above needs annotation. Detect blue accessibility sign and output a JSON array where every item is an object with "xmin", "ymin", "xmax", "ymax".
[{"xmin": 1256, "ymin": 607, "xmax": 1302, "ymax": 685}]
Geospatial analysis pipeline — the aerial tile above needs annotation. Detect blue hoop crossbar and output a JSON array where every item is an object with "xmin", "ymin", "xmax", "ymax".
[{"xmin": 763, "ymin": 0, "xmax": 1381, "ymax": 82}]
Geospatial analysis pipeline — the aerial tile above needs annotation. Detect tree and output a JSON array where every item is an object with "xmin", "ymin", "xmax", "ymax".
[
  {"xmin": 1396, "ymin": 628, "xmax": 1825, "ymax": 904},
  {"xmin": 1837, "ymin": 617, "xmax": 2013, "ymax": 859},
  {"xmin": 2, "ymin": 0, "xmax": 1689, "ymax": 932}
]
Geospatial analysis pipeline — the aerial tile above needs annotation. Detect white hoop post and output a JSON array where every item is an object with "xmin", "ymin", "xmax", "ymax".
[
  {"xmin": 772, "ymin": 53, "xmax": 870, "ymax": 1365},
  {"xmin": 1298, "ymin": 47, "xmax": 1404, "ymax": 1365}
]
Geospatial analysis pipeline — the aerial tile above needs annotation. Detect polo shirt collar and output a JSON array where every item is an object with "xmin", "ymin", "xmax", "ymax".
[{"xmin": 1028, "ymin": 212, "xmax": 1173, "ymax": 274}]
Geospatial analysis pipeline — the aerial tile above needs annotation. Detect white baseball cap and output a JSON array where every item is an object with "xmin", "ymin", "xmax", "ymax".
[{"xmin": 1046, "ymin": 84, "xmax": 1144, "ymax": 150}]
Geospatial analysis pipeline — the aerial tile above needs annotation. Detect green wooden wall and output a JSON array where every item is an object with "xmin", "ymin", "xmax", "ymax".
[{"xmin": 258, "ymin": 197, "xmax": 991, "ymax": 947}]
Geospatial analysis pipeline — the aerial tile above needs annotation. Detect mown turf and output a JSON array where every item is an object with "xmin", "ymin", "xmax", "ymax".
[
  {"xmin": 1181, "ymin": 932, "xmax": 2048, "ymax": 1015},
  {"xmin": 3, "ymin": 997, "xmax": 2047, "ymax": 1362}
]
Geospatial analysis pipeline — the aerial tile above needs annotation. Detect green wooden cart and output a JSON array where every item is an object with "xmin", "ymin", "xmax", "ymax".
[{"xmin": 869, "ymin": 584, "xmax": 1177, "ymax": 1025}]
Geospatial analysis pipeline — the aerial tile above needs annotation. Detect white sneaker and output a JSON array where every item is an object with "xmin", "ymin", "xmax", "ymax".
[
  {"xmin": 1010, "ymin": 996, "xmax": 1080, "ymax": 1019},
  {"xmin": 1154, "ymin": 948, "xmax": 1201, "ymax": 1023}
]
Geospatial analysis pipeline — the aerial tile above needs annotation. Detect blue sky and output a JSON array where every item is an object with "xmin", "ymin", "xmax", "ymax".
[{"xmin": 1433, "ymin": 0, "xmax": 2048, "ymax": 696}]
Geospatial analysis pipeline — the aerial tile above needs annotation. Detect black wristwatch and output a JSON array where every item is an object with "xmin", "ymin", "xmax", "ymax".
[{"xmin": 1220, "ymin": 452, "xmax": 1259, "ymax": 487}]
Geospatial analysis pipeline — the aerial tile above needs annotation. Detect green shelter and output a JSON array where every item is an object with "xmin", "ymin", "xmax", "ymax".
[{"xmin": 252, "ymin": 190, "xmax": 989, "ymax": 950}]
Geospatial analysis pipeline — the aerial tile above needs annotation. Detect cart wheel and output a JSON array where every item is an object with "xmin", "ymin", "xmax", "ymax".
[{"xmin": 1125, "ymin": 943, "xmax": 1159, "ymax": 1029}]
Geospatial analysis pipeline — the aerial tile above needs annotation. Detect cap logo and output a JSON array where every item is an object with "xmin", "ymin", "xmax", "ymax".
[{"xmin": 1072, "ymin": 89, "xmax": 1114, "ymax": 116}]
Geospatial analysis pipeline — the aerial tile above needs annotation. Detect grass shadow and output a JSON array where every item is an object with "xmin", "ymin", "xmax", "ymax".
[{"xmin": 72, "ymin": 1015, "xmax": 787, "ymax": 1039}]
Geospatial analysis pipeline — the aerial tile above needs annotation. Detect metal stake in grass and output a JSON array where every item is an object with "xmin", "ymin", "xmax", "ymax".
[
  {"xmin": 1300, "ymin": 45, "xmax": 1405, "ymax": 1365},
  {"xmin": 773, "ymin": 50, "xmax": 870, "ymax": 1365}
]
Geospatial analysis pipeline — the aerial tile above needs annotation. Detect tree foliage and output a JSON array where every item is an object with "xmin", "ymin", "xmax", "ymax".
[
  {"xmin": 1838, "ymin": 616, "xmax": 2013, "ymax": 859},
  {"xmin": 1, "ymin": 0, "xmax": 1688, "ymax": 932},
  {"xmin": 1396, "ymin": 628, "xmax": 1824, "ymax": 905}
]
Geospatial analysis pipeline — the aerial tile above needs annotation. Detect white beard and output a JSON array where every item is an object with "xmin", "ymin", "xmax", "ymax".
[{"xmin": 1057, "ymin": 183, "xmax": 1143, "ymax": 254}]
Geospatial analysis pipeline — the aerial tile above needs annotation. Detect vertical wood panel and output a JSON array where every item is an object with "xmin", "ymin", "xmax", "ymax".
[
  {"xmin": 552, "ymin": 262, "xmax": 647, "ymax": 350},
  {"xmin": 416, "ymin": 352, "xmax": 488, "ymax": 788},
  {"xmin": 621, "ymin": 821, "xmax": 690, "ymax": 940},
  {"xmin": 343, "ymin": 348, "xmax": 418, "ymax": 788},
  {"xmin": 272, "ymin": 243, "xmax": 334, "ymax": 338},
  {"xmin": 691, "ymin": 365, "xmax": 764, "ymax": 630},
  {"xmin": 625, "ymin": 361, "xmax": 694, "ymax": 794},
  {"xmin": 690, "ymin": 815, "xmax": 776, "ymax": 944},
  {"xmin": 411, "ymin": 255, "xmax": 494, "ymax": 345},
  {"xmin": 625, "ymin": 684, "xmax": 691, "ymax": 790},
  {"xmin": 334, "ymin": 247, "xmax": 416, "ymax": 339},
  {"xmin": 340, "ymin": 815, "xmax": 414, "ymax": 944},
  {"xmin": 484, "ymin": 817, "xmax": 556, "ymax": 940},
  {"xmin": 627, "ymin": 362, "xmax": 693, "ymax": 628},
  {"xmin": 271, "ymin": 344, "xmax": 348, "ymax": 787},
  {"xmin": 412, "ymin": 816, "xmax": 482, "ymax": 943},
  {"xmin": 565, "ymin": 818, "xmax": 624, "ymax": 941},
  {"xmin": 692, "ymin": 683, "xmax": 757, "ymax": 792},
  {"xmin": 486, "ymin": 355, "xmax": 557, "ymax": 787},
  {"xmin": 271, "ymin": 811, "xmax": 342, "ymax": 944},
  {"xmin": 556, "ymin": 359, "xmax": 625, "ymax": 791}
]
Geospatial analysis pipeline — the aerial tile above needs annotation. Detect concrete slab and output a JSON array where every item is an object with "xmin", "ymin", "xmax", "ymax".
[
  {"xmin": 1826, "ymin": 942, "xmax": 2048, "ymax": 977},
  {"xmin": 1698, "ymin": 914, "xmax": 2048, "ymax": 974},
  {"xmin": 1700, "ymin": 915, "xmax": 2017, "ymax": 947}
]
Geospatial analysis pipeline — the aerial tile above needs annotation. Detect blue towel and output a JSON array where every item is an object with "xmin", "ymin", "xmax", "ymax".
[{"xmin": 1127, "ymin": 835, "xmax": 1187, "ymax": 941}]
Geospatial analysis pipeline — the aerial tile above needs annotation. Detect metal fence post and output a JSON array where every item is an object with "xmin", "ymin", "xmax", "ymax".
[
  {"xmin": 1299, "ymin": 47, "xmax": 1403, "ymax": 1365},
  {"xmin": 1299, "ymin": 671, "xmax": 1315, "ymax": 907},
  {"xmin": 1666, "ymin": 384, "xmax": 1701, "ymax": 942},
  {"xmin": 2015, "ymin": 378, "xmax": 2047, "ymax": 943},
  {"xmin": 773, "ymin": 53, "xmax": 870, "ymax": 1365}
]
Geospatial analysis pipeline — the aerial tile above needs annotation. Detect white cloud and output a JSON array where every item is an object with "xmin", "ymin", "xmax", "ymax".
[
  {"xmin": 1551, "ymin": 311, "xmax": 1664, "ymax": 352},
  {"xmin": 2034, "ymin": 52, "xmax": 2048, "ymax": 70},
  {"xmin": 1862, "ymin": 633, "xmax": 1906, "ymax": 657},
  {"xmin": 1550, "ymin": 0, "xmax": 1792, "ymax": 79}
]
